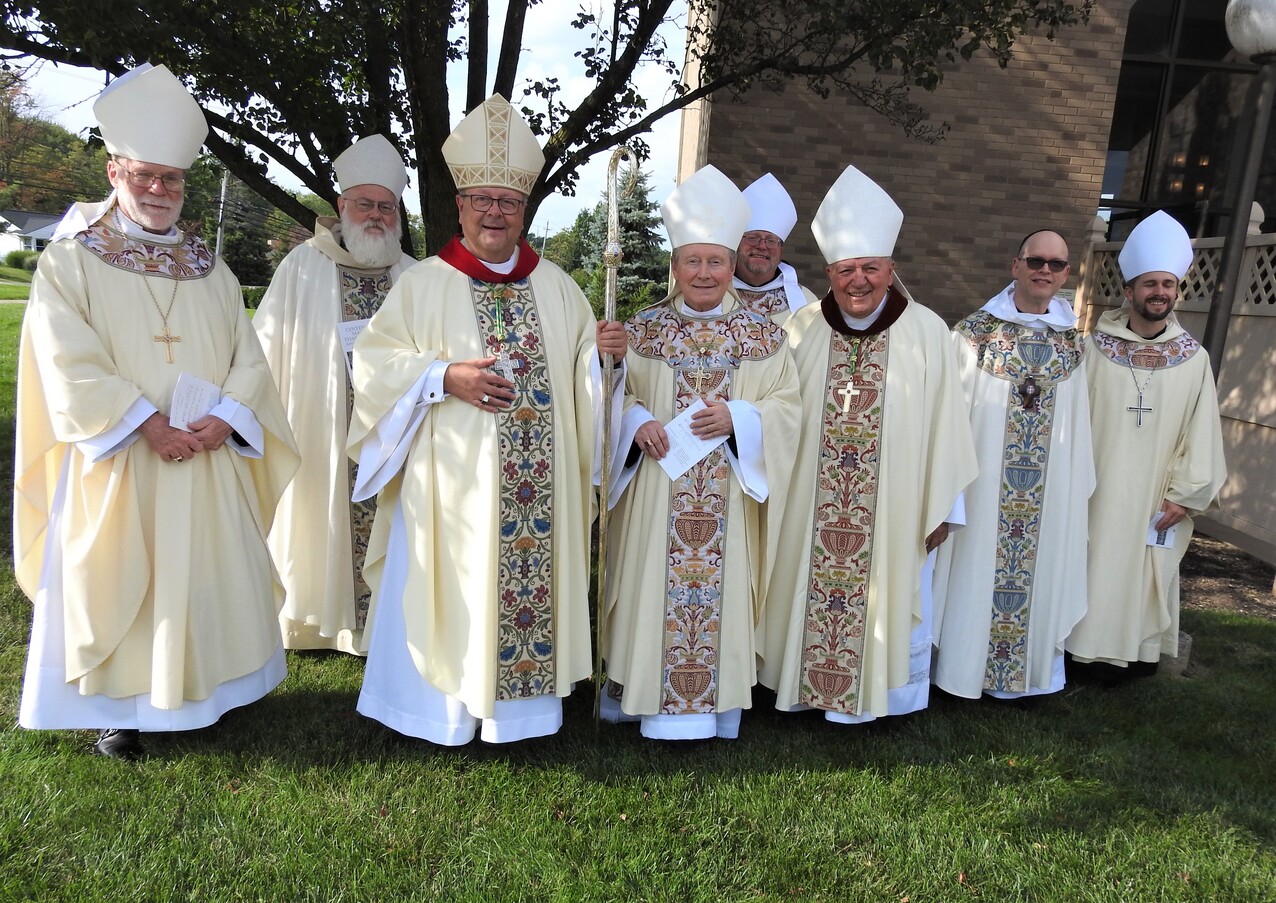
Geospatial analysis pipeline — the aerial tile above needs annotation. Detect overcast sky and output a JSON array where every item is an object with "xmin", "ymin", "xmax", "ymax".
[{"xmin": 20, "ymin": 2, "xmax": 686, "ymax": 242}]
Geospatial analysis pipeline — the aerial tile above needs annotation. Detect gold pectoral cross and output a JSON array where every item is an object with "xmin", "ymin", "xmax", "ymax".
[
  {"xmin": 837, "ymin": 378, "xmax": 861, "ymax": 416},
  {"xmin": 153, "ymin": 324, "xmax": 182, "ymax": 364},
  {"xmin": 690, "ymin": 345, "xmax": 714, "ymax": 395}
]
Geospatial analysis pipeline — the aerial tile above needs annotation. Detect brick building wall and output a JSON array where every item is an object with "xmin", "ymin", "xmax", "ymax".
[{"xmin": 697, "ymin": 1, "xmax": 1131, "ymax": 323}]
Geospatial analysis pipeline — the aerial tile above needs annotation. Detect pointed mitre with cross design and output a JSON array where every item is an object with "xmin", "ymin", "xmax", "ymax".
[{"xmin": 442, "ymin": 94, "xmax": 545, "ymax": 195}]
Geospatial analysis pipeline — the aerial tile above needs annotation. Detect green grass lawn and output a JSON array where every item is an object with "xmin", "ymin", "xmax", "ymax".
[
  {"xmin": 0, "ymin": 285, "xmax": 28, "ymax": 301},
  {"xmin": 1, "ymin": 304, "xmax": 1274, "ymax": 901},
  {"xmin": 0, "ymin": 266, "xmax": 33, "ymax": 283}
]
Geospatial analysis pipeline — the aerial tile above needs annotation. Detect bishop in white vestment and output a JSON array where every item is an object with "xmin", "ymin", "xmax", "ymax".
[
  {"xmin": 602, "ymin": 165, "xmax": 801, "ymax": 741},
  {"xmin": 255, "ymin": 134, "xmax": 415, "ymax": 653},
  {"xmin": 760, "ymin": 165, "xmax": 977, "ymax": 723},
  {"xmin": 933, "ymin": 230, "xmax": 1094, "ymax": 700},
  {"xmin": 16, "ymin": 65, "xmax": 298, "ymax": 760},
  {"xmin": 732, "ymin": 173, "xmax": 818, "ymax": 326},
  {"xmin": 348, "ymin": 96, "xmax": 627, "ymax": 746},
  {"xmin": 1067, "ymin": 211, "xmax": 1226, "ymax": 673}
]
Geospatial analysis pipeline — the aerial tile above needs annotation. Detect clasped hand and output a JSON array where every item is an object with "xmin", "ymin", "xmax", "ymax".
[{"xmin": 140, "ymin": 411, "xmax": 231, "ymax": 462}]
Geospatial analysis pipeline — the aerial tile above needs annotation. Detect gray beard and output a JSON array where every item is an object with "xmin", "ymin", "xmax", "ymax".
[{"xmin": 341, "ymin": 213, "xmax": 403, "ymax": 268}]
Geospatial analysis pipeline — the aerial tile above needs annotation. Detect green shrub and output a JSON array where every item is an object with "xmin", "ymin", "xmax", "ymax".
[
  {"xmin": 22, "ymin": 253, "xmax": 40, "ymax": 272},
  {"xmin": 3, "ymin": 250, "xmax": 35, "ymax": 269},
  {"xmin": 241, "ymin": 286, "xmax": 266, "ymax": 309}
]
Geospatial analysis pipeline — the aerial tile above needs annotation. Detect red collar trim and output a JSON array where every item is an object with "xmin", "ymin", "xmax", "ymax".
[{"xmin": 438, "ymin": 235, "xmax": 540, "ymax": 283}]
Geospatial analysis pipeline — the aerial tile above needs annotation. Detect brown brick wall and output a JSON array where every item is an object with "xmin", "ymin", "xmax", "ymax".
[{"xmin": 703, "ymin": 1, "xmax": 1130, "ymax": 323}]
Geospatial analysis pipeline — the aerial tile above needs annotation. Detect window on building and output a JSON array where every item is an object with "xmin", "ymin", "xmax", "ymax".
[{"xmin": 1100, "ymin": 0, "xmax": 1269, "ymax": 239}]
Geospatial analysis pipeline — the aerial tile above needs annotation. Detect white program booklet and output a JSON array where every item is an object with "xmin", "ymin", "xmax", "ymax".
[
  {"xmin": 1147, "ymin": 515, "xmax": 1178, "ymax": 549},
  {"xmin": 170, "ymin": 372, "xmax": 222, "ymax": 432},
  {"xmin": 657, "ymin": 398, "xmax": 728, "ymax": 481},
  {"xmin": 339, "ymin": 318, "xmax": 372, "ymax": 384}
]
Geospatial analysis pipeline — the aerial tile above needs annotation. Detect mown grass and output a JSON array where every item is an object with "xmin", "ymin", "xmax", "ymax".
[
  {"xmin": 0, "ymin": 266, "xmax": 33, "ymax": 283},
  {"xmin": 1, "ymin": 304, "xmax": 1274, "ymax": 901}
]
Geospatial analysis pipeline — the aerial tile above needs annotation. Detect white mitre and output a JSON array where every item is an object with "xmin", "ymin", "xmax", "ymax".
[
  {"xmin": 742, "ymin": 173, "xmax": 798, "ymax": 241},
  {"xmin": 1118, "ymin": 210, "xmax": 1193, "ymax": 282},
  {"xmin": 661, "ymin": 165, "xmax": 750, "ymax": 250},
  {"xmin": 94, "ymin": 63, "xmax": 208, "ymax": 169},
  {"xmin": 442, "ymin": 94, "xmax": 544, "ymax": 195},
  {"xmin": 334, "ymin": 134, "xmax": 409, "ymax": 199},
  {"xmin": 812, "ymin": 164, "xmax": 903, "ymax": 263}
]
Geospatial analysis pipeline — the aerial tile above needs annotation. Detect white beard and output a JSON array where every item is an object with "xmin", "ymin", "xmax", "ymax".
[{"xmin": 341, "ymin": 212, "xmax": 404, "ymax": 268}]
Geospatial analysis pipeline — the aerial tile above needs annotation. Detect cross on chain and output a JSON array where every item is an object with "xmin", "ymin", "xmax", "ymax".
[
  {"xmin": 837, "ymin": 379, "xmax": 861, "ymax": 416},
  {"xmin": 153, "ymin": 324, "xmax": 182, "ymax": 364},
  {"xmin": 1127, "ymin": 392, "xmax": 1153, "ymax": 427}
]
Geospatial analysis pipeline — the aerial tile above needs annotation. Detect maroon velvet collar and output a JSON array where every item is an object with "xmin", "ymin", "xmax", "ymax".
[{"xmin": 438, "ymin": 235, "xmax": 541, "ymax": 283}]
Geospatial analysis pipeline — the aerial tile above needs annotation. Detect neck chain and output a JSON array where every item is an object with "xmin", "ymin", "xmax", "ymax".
[
  {"xmin": 1126, "ymin": 356, "xmax": 1156, "ymax": 395},
  {"xmin": 144, "ymin": 274, "xmax": 182, "ymax": 364}
]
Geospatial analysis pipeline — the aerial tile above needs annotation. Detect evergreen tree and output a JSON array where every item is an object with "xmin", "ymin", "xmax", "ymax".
[{"xmin": 580, "ymin": 167, "xmax": 668, "ymax": 322}]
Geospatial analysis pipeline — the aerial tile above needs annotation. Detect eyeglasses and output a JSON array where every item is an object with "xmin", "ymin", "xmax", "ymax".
[
  {"xmin": 461, "ymin": 194, "xmax": 525, "ymax": 214},
  {"xmin": 347, "ymin": 197, "xmax": 398, "ymax": 216},
  {"xmin": 119, "ymin": 166, "xmax": 185, "ymax": 192},
  {"xmin": 1019, "ymin": 256, "xmax": 1069, "ymax": 273},
  {"xmin": 742, "ymin": 232, "xmax": 782, "ymax": 248}
]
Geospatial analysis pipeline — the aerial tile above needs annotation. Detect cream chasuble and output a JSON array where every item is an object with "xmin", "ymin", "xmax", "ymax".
[
  {"xmin": 933, "ymin": 289, "xmax": 1094, "ymax": 699},
  {"xmin": 732, "ymin": 265, "xmax": 818, "ymax": 327},
  {"xmin": 759, "ymin": 290, "xmax": 976, "ymax": 721},
  {"xmin": 254, "ymin": 217, "xmax": 414, "ymax": 653},
  {"xmin": 15, "ymin": 215, "xmax": 298, "ymax": 722},
  {"xmin": 347, "ymin": 240, "xmax": 599, "ymax": 724},
  {"xmin": 603, "ymin": 292, "xmax": 800, "ymax": 725},
  {"xmin": 1067, "ymin": 309, "xmax": 1225, "ymax": 665}
]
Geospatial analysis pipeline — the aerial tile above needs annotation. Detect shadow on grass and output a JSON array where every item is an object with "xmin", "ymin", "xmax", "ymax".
[{"xmin": 55, "ymin": 609, "xmax": 1267, "ymax": 850}]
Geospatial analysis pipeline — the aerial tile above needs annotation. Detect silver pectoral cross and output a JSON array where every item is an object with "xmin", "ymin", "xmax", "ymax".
[
  {"xmin": 837, "ymin": 379, "xmax": 861, "ymax": 416},
  {"xmin": 1127, "ymin": 392, "xmax": 1153, "ymax": 427},
  {"xmin": 493, "ymin": 349, "xmax": 522, "ymax": 382}
]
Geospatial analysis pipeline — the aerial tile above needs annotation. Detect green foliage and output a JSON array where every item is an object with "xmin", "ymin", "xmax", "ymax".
[
  {"xmin": 0, "ymin": 71, "xmax": 109, "ymax": 212},
  {"xmin": 2, "ymin": 250, "xmax": 35, "ymax": 269},
  {"xmin": 542, "ymin": 167, "xmax": 668, "ymax": 322},
  {"xmin": 20, "ymin": 252, "xmax": 38, "ymax": 271},
  {"xmin": 0, "ymin": 1, "xmax": 1088, "ymax": 254},
  {"xmin": 221, "ymin": 228, "xmax": 272, "ymax": 287},
  {"xmin": 241, "ymin": 285, "xmax": 265, "ymax": 309}
]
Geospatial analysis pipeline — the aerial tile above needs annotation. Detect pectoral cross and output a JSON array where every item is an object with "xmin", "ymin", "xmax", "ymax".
[
  {"xmin": 1127, "ymin": 393, "xmax": 1153, "ymax": 427},
  {"xmin": 837, "ymin": 379, "xmax": 861, "ymax": 416},
  {"xmin": 1017, "ymin": 376, "xmax": 1040, "ymax": 411},
  {"xmin": 153, "ymin": 324, "xmax": 181, "ymax": 364},
  {"xmin": 493, "ymin": 349, "xmax": 522, "ymax": 383},
  {"xmin": 690, "ymin": 346, "xmax": 713, "ymax": 395}
]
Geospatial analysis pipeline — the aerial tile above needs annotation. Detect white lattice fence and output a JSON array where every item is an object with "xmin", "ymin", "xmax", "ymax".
[{"xmin": 1081, "ymin": 233, "xmax": 1276, "ymax": 317}]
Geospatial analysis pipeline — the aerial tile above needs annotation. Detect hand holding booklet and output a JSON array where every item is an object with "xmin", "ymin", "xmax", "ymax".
[
  {"xmin": 169, "ymin": 372, "xmax": 222, "ymax": 432},
  {"xmin": 656, "ymin": 398, "xmax": 728, "ymax": 481}
]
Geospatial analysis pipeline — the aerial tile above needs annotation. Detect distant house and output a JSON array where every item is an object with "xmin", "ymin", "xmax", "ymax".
[{"xmin": 0, "ymin": 210, "xmax": 62, "ymax": 257}]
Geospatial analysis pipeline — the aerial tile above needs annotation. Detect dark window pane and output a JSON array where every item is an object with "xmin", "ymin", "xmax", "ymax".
[
  {"xmin": 1103, "ymin": 63, "xmax": 1165, "ymax": 202},
  {"xmin": 1177, "ymin": 0, "xmax": 1233, "ymax": 62},
  {"xmin": 1151, "ymin": 67, "xmax": 1252, "ymax": 216},
  {"xmin": 1125, "ymin": 0, "xmax": 1174, "ymax": 57}
]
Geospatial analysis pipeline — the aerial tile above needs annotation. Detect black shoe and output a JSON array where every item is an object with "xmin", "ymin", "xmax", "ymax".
[{"xmin": 93, "ymin": 728, "xmax": 144, "ymax": 762}]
